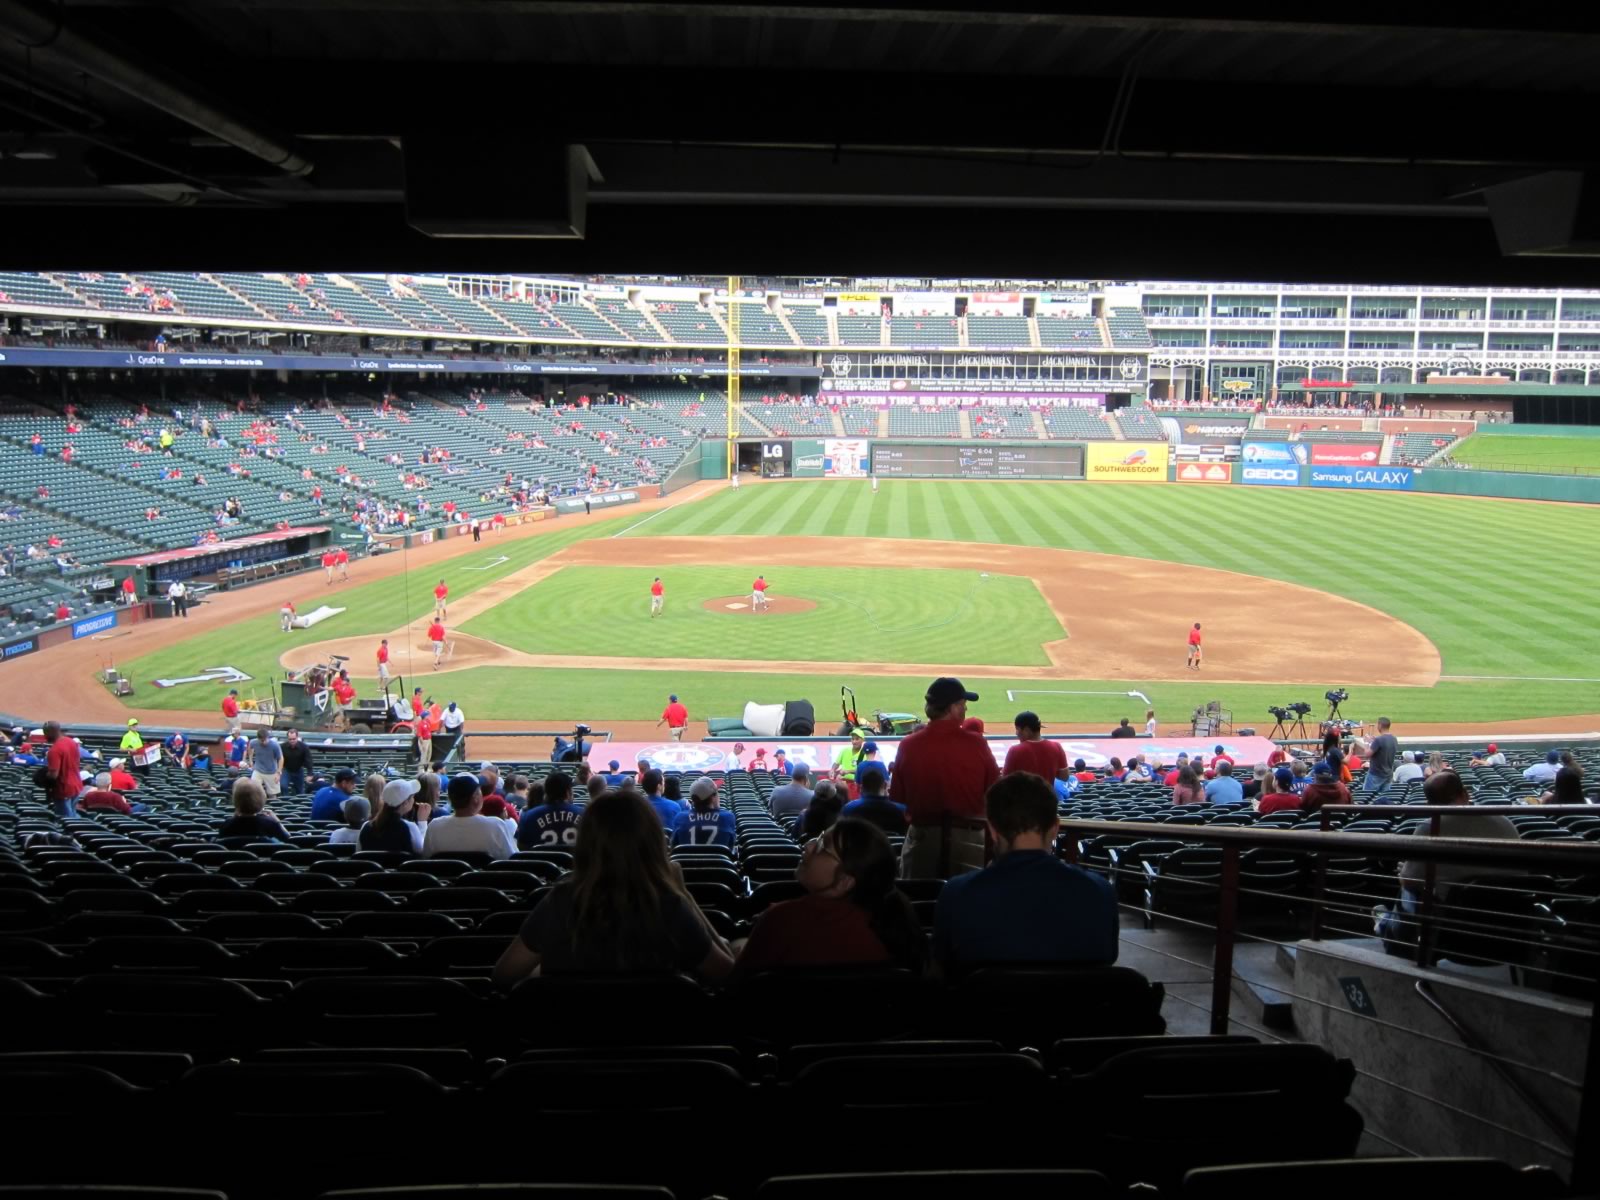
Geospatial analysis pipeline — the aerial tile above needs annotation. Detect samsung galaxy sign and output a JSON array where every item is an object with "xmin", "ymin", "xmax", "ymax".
[{"xmin": 1308, "ymin": 466, "xmax": 1415, "ymax": 491}]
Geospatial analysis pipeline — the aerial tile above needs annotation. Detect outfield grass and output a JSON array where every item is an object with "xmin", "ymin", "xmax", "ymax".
[
  {"xmin": 461, "ymin": 565, "xmax": 1063, "ymax": 665},
  {"xmin": 1450, "ymin": 433, "xmax": 1600, "ymax": 475},
  {"xmin": 114, "ymin": 481, "xmax": 1600, "ymax": 727}
]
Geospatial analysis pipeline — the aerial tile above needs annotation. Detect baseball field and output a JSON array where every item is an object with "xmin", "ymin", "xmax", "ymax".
[
  {"xmin": 1449, "ymin": 434, "xmax": 1600, "ymax": 476},
  {"xmin": 96, "ymin": 479, "xmax": 1600, "ymax": 733}
]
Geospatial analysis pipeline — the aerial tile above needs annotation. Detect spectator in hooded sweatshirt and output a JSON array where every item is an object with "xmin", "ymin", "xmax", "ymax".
[{"xmin": 422, "ymin": 773, "xmax": 516, "ymax": 859}]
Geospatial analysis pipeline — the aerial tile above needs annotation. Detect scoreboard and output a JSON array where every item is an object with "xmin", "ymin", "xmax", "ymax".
[{"xmin": 872, "ymin": 442, "xmax": 1085, "ymax": 480}]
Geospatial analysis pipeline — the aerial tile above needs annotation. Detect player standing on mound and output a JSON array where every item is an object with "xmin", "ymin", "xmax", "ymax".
[
  {"xmin": 650, "ymin": 576, "xmax": 664, "ymax": 617},
  {"xmin": 752, "ymin": 574, "xmax": 770, "ymax": 612},
  {"xmin": 1187, "ymin": 622, "xmax": 1203, "ymax": 670},
  {"xmin": 427, "ymin": 617, "xmax": 447, "ymax": 669},
  {"xmin": 433, "ymin": 578, "xmax": 449, "ymax": 620}
]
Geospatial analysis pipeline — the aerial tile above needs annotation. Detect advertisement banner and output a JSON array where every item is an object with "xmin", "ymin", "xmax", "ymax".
[
  {"xmin": 1085, "ymin": 442, "xmax": 1169, "ymax": 481},
  {"xmin": 552, "ymin": 490, "xmax": 641, "ymax": 513},
  {"xmin": 593, "ymin": 735, "xmax": 1283, "ymax": 774},
  {"xmin": 1308, "ymin": 465, "xmax": 1415, "ymax": 491},
  {"xmin": 0, "ymin": 346, "xmax": 821, "ymax": 377},
  {"xmin": 1239, "ymin": 464, "xmax": 1304, "ymax": 487},
  {"xmin": 1176, "ymin": 462, "xmax": 1232, "ymax": 484},
  {"xmin": 1, "ymin": 636, "xmax": 38, "ymax": 662},
  {"xmin": 760, "ymin": 441, "xmax": 791, "ymax": 478},
  {"xmin": 895, "ymin": 292, "xmax": 957, "ymax": 317},
  {"xmin": 1174, "ymin": 443, "xmax": 1241, "ymax": 462},
  {"xmin": 823, "ymin": 439, "xmax": 871, "ymax": 478},
  {"xmin": 71, "ymin": 611, "xmax": 119, "ymax": 639},
  {"xmin": 1239, "ymin": 441, "xmax": 1309, "ymax": 467},
  {"xmin": 836, "ymin": 292, "xmax": 880, "ymax": 316},
  {"xmin": 1310, "ymin": 443, "xmax": 1382, "ymax": 466},
  {"xmin": 1176, "ymin": 419, "xmax": 1249, "ymax": 445},
  {"xmin": 790, "ymin": 438, "xmax": 827, "ymax": 478}
]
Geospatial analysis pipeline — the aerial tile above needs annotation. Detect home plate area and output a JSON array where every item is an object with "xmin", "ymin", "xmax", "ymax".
[{"xmin": 699, "ymin": 594, "xmax": 818, "ymax": 615}]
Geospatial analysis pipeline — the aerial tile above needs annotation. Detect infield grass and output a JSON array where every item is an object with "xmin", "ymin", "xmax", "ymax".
[
  {"xmin": 461, "ymin": 566, "xmax": 1063, "ymax": 665},
  {"xmin": 1450, "ymin": 434, "xmax": 1600, "ymax": 475}
]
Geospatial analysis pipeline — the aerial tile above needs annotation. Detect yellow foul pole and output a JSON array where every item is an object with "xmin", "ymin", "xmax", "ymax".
[{"xmin": 726, "ymin": 276, "xmax": 741, "ymax": 479}]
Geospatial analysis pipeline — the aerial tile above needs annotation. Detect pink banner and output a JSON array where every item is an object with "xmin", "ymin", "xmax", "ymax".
[
  {"xmin": 1310, "ymin": 443, "xmax": 1382, "ymax": 466},
  {"xmin": 586, "ymin": 735, "xmax": 1282, "ymax": 774}
]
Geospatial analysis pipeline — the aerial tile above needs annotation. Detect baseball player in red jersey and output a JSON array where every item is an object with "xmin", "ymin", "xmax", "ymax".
[
  {"xmin": 650, "ymin": 577, "xmax": 664, "ymax": 617},
  {"xmin": 427, "ymin": 618, "xmax": 447, "ymax": 669},
  {"xmin": 1187, "ymin": 622, "xmax": 1203, "ymax": 670},
  {"xmin": 321, "ymin": 550, "xmax": 336, "ymax": 585},
  {"xmin": 433, "ymin": 579, "xmax": 448, "ymax": 619},
  {"xmin": 752, "ymin": 574, "xmax": 769, "ymax": 612},
  {"xmin": 335, "ymin": 547, "xmax": 350, "ymax": 581},
  {"xmin": 376, "ymin": 638, "xmax": 391, "ymax": 686}
]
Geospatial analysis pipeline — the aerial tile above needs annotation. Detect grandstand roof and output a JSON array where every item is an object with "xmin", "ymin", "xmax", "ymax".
[{"xmin": 1, "ymin": 5, "xmax": 1599, "ymax": 283}]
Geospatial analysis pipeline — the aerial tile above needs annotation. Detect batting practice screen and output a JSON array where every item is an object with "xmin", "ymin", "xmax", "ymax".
[{"xmin": 872, "ymin": 442, "xmax": 1086, "ymax": 479}]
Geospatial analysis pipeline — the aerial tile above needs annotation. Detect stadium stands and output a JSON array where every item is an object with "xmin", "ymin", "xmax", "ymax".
[
  {"xmin": 135, "ymin": 274, "xmax": 268, "ymax": 323},
  {"xmin": 0, "ymin": 271, "xmax": 86, "ymax": 310},
  {"xmin": 1043, "ymin": 408, "xmax": 1116, "ymax": 439},
  {"xmin": 553, "ymin": 301, "xmax": 632, "ymax": 341},
  {"xmin": 723, "ymin": 301, "xmax": 796, "ymax": 346},
  {"xmin": 967, "ymin": 315, "xmax": 1032, "ymax": 347},
  {"xmin": 1393, "ymin": 431, "xmax": 1459, "ymax": 464},
  {"xmin": 969, "ymin": 406, "xmax": 1038, "ymax": 439},
  {"xmin": 782, "ymin": 304, "xmax": 831, "ymax": 346},
  {"xmin": 1037, "ymin": 315, "xmax": 1106, "ymax": 348},
  {"xmin": 51, "ymin": 272, "xmax": 153, "ymax": 315},
  {"xmin": 836, "ymin": 315, "xmax": 884, "ymax": 346},
  {"xmin": 1107, "ymin": 308, "xmax": 1154, "ymax": 348},
  {"xmin": 839, "ymin": 404, "xmax": 878, "ymax": 436},
  {"xmin": 889, "ymin": 315, "xmax": 959, "ymax": 346},
  {"xmin": 1113, "ymin": 408, "xmax": 1164, "ymax": 438},
  {"xmin": 214, "ymin": 275, "xmax": 346, "ymax": 327},
  {"xmin": 650, "ymin": 301, "xmax": 727, "ymax": 345},
  {"xmin": 887, "ymin": 406, "xmax": 960, "ymax": 437},
  {"xmin": 593, "ymin": 297, "xmax": 666, "ymax": 342}
]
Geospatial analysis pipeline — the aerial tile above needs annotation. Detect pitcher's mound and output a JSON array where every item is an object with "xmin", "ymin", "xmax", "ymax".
[{"xmin": 701, "ymin": 594, "xmax": 817, "ymax": 615}]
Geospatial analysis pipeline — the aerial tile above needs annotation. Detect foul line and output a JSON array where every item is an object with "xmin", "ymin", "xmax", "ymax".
[
  {"xmin": 1443, "ymin": 674, "xmax": 1600, "ymax": 684},
  {"xmin": 1009, "ymin": 688, "xmax": 1153, "ymax": 704}
]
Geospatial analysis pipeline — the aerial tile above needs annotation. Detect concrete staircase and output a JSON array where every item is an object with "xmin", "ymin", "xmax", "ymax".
[
  {"xmin": 877, "ymin": 409, "xmax": 890, "ymax": 437},
  {"xmin": 638, "ymin": 303, "xmax": 672, "ymax": 342},
  {"xmin": 831, "ymin": 412, "xmax": 846, "ymax": 436},
  {"xmin": 1030, "ymin": 409, "xmax": 1049, "ymax": 438},
  {"xmin": 958, "ymin": 410, "xmax": 973, "ymax": 438},
  {"xmin": 1105, "ymin": 411, "xmax": 1126, "ymax": 439},
  {"xmin": 773, "ymin": 305, "xmax": 805, "ymax": 346}
]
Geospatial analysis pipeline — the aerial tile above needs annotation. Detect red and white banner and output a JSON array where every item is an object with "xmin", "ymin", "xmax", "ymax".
[
  {"xmin": 1176, "ymin": 462, "xmax": 1231, "ymax": 484},
  {"xmin": 1310, "ymin": 443, "xmax": 1381, "ymax": 466},
  {"xmin": 584, "ymin": 735, "xmax": 1281, "ymax": 775},
  {"xmin": 968, "ymin": 291, "xmax": 1024, "ymax": 314}
]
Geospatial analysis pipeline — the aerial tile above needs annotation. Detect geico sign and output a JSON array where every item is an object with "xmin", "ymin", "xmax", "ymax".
[{"xmin": 1242, "ymin": 467, "xmax": 1299, "ymax": 482}]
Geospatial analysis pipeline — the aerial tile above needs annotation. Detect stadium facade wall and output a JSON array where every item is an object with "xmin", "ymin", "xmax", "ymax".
[{"xmin": 1413, "ymin": 468, "xmax": 1600, "ymax": 503}]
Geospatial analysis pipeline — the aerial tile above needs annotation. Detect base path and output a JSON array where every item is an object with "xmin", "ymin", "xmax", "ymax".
[{"xmin": 285, "ymin": 534, "xmax": 1442, "ymax": 688}]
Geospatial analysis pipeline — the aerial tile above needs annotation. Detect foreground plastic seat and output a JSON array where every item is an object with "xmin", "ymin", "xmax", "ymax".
[
  {"xmin": 279, "ymin": 975, "xmax": 485, "ymax": 1047},
  {"xmin": 729, "ymin": 969, "xmax": 931, "ymax": 1046},
  {"xmin": 507, "ymin": 974, "xmax": 712, "ymax": 1047},
  {"xmin": 934, "ymin": 966, "xmax": 1166, "ymax": 1046},
  {"xmin": 322, "ymin": 1188, "xmax": 673, "ymax": 1200}
]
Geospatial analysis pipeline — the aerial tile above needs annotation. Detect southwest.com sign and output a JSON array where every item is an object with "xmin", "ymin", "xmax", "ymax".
[
  {"xmin": 1085, "ymin": 442, "xmax": 1169, "ymax": 480},
  {"xmin": 1309, "ymin": 465, "xmax": 1415, "ymax": 491}
]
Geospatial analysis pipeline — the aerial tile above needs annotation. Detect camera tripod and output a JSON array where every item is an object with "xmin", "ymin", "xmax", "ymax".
[
  {"xmin": 1326, "ymin": 696, "xmax": 1345, "ymax": 720},
  {"xmin": 1269, "ymin": 714, "xmax": 1309, "ymax": 739}
]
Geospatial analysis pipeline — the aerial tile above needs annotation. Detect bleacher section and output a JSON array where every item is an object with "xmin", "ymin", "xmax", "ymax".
[
  {"xmin": 303, "ymin": 275, "xmax": 413, "ymax": 333},
  {"xmin": 1037, "ymin": 315, "xmax": 1106, "ymax": 348},
  {"xmin": 478, "ymin": 297, "xmax": 578, "ymax": 340},
  {"xmin": 0, "ymin": 271, "xmax": 84, "ymax": 310},
  {"xmin": 889, "ymin": 315, "xmax": 959, "ymax": 346},
  {"xmin": 1393, "ymin": 431, "xmax": 1459, "ymax": 464},
  {"xmin": 649, "ymin": 301, "xmax": 726, "ymax": 345},
  {"xmin": 967, "ymin": 315, "xmax": 1032, "ymax": 347},
  {"xmin": 57, "ymin": 272, "xmax": 169, "ymax": 316},
  {"xmin": 632, "ymin": 386, "xmax": 768, "ymax": 438},
  {"xmin": 1044, "ymin": 408, "xmax": 1116, "ymax": 439},
  {"xmin": 836, "ymin": 315, "xmax": 884, "ymax": 345},
  {"xmin": 408, "ymin": 279, "xmax": 521, "ymax": 338},
  {"xmin": 1107, "ymin": 308, "xmax": 1154, "ymax": 348},
  {"xmin": 749, "ymin": 403, "xmax": 833, "ymax": 436},
  {"xmin": 887, "ymin": 406, "xmax": 961, "ymax": 437},
  {"xmin": 970, "ymin": 406, "xmax": 1038, "ymax": 439},
  {"xmin": 215, "ymin": 275, "xmax": 345, "ymax": 327},
  {"xmin": 343, "ymin": 278, "xmax": 461, "ymax": 335},
  {"xmin": 592, "ymin": 297, "xmax": 665, "ymax": 342},
  {"xmin": 552, "ymin": 301, "xmax": 630, "ymax": 341},
  {"xmin": 782, "ymin": 303, "xmax": 831, "ymax": 345},
  {"xmin": 136, "ymin": 274, "xmax": 266, "ymax": 323},
  {"xmin": 722, "ymin": 301, "xmax": 795, "ymax": 345},
  {"xmin": 1113, "ymin": 408, "xmax": 1164, "ymax": 438},
  {"xmin": 840, "ymin": 404, "xmax": 878, "ymax": 436}
]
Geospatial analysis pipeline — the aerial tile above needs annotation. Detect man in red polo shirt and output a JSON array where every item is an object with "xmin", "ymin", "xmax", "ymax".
[
  {"xmin": 411, "ymin": 687, "xmax": 426, "ymax": 720},
  {"xmin": 335, "ymin": 546, "xmax": 350, "ymax": 581},
  {"xmin": 1186, "ymin": 622, "xmax": 1203, "ymax": 670},
  {"xmin": 1001, "ymin": 710, "xmax": 1068, "ymax": 782},
  {"xmin": 330, "ymin": 670, "xmax": 356, "ymax": 726},
  {"xmin": 42, "ymin": 721, "xmax": 83, "ymax": 817},
  {"xmin": 427, "ymin": 618, "xmax": 447, "ymax": 669},
  {"xmin": 891, "ymin": 677, "xmax": 1000, "ymax": 880},
  {"xmin": 321, "ymin": 549, "xmax": 336, "ymax": 585},
  {"xmin": 376, "ymin": 638, "xmax": 391, "ymax": 686},
  {"xmin": 751, "ymin": 574, "xmax": 769, "ymax": 612},
  {"xmin": 433, "ymin": 578, "xmax": 449, "ymax": 619},
  {"xmin": 657, "ymin": 693, "xmax": 690, "ymax": 741},
  {"xmin": 650, "ymin": 576, "xmax": 664, "ymax": 618},
  {"xmin": 221, "ymin": 689, "xmax": 242, "ymax": 735}
]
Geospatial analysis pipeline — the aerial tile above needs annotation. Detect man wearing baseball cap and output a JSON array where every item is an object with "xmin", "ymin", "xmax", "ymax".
[
  {"xmin": 892, "ymin": 677, "xmax": 999, "ymax": 879},
  {"xmin": 1002, "ymin": 711, "xmax": 1070, "ymax": 783},
  {"xmin": 1470, "ymin": 743, "xmax": 1507, "ymax": 768},
  {"xmin": 310, "ymin": 767, "xmax": 360, "ymax": 823}
]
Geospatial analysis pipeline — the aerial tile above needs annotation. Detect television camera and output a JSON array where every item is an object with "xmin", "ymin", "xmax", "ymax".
[
  {"xmin": 1325, "ymin": 689, "xmax": 1349, "ymax": 719},
  {"xmin": 1267, "ymin": 701, "xmax": 1312, "ymax": 739}
]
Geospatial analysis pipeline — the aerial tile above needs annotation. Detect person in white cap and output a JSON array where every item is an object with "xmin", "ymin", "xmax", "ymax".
[{"xmin": 358, "ymin": 778, "xmax": 431, "ymax": 855}]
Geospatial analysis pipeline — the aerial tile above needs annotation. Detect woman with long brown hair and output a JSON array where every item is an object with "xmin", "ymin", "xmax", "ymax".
[{"xmin": 494, "ymin": 789, "xmax": 734, "ymax": 985}]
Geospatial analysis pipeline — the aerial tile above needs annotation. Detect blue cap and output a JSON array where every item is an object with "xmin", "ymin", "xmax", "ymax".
[
  {"xmin": 862, "ymin": 740, "xmax": 879, "ymax": 753},
  {"xmin": 669, "ymin": 694, "xmax": 678, "ymax": 703},
  {"xmin": 858, "ymin": 764, "xmax": 888, "ymax": 788},
  {"xmin": 1273, "ymin": 766, "xmax": 1295, "ymax": 787},
  {"xmin": 1547, "ymin": 750, "xmax": 1561, "ymax": 763}
]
